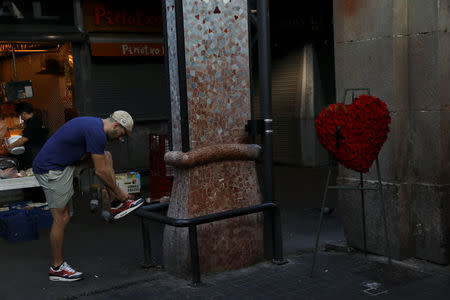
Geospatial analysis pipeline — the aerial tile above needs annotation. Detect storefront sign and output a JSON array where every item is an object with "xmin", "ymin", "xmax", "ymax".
[
  {"xmin": 83, "ymin": 1, "xmax": 163, "ymax": 32},
  {"xmin": 90, "ymin": 42, "xmax": 164, "ymax": 57}
]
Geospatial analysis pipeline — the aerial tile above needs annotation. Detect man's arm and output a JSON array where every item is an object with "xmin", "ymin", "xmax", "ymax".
[
  {"xmin": 91, "ymin": 153, "xmax": 130, "ymax": 202},
  {"xmin": 6, "ymin": 136, "xmax": 29, "ymax": 149}
]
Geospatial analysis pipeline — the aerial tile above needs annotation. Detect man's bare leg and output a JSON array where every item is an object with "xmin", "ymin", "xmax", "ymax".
[{"xmin": 49, "ymin": 204, "xmax": 70, "ymax": 267}]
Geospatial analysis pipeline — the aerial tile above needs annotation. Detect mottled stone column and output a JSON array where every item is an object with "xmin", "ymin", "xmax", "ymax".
[{"xmin": 163, "ymin": 0, "xmax": 263, "ymax": 275}]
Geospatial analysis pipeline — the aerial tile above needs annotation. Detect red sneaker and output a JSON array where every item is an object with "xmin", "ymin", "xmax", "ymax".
[
  {"xmin": 111, "ymin": 198, "xmax": 144, "ymax": 220},
  {"xmin": 48, "ymin": 262, "xmax": 83, "ymax": 282}
]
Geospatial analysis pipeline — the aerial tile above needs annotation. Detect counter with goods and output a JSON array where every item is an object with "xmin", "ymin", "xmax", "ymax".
[
  {"xmin": 0, "ymin": 175, "xmax": 40, "ymax": 191},
  {"xmin": 0, "ymin": 155, "xmax": 39, "ymax": 191}
]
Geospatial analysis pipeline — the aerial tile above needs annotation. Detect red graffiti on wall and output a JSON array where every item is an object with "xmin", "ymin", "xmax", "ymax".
[{"xmin": 343, "ymin": 0, "xmax": 359, "ymax": 17}]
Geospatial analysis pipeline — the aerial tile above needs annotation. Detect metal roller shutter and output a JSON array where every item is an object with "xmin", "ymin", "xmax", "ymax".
[
  {"xmin": 91, "ymin": 59, "xmax": 169, "ymax": 120},
  {"xmin": 271, "ymin": 52, "xmax": 302, "ymax": 164},
  {"xmin": 253, "ymin": 50, "xmax": 302, "ymax": 165}
]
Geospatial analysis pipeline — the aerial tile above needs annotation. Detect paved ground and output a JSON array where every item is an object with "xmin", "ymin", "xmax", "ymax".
[
  {"xmin": 3, "ymin": 244, "xmax": 450, "ymax": 300},
  {"xmin": 1, "ymin": 165, "xmax": 449, "ymax": 299},
  {"xmin": 77, "ymin": 253, "xmax": 450, "ymax": 300}
]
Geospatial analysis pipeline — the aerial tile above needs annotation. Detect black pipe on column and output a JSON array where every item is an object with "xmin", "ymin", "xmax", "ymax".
[
  {"xmin": 257, "ymin": 0, "xmax": 273, "ymax": 204},
  {"xmin": 257, "ymin": 0, "xmax": 284, "ymax": 262}
]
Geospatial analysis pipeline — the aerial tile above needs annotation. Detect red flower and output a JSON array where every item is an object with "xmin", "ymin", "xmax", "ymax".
[{"xmin": 315, "ymin": 95, "xmax": 391, "ymax": 173}]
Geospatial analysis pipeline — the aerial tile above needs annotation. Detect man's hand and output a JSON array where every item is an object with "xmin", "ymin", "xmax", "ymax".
[
  {"xmin": 91, "ymin": 152, "xmax": 131, "ymax": 201},
  {"xmin": 116, "ymin": 187, "xmax": 131, "ymax": 202}
]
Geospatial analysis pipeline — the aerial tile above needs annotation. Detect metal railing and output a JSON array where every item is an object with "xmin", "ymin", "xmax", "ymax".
[{"xmin": 135, "ymin": 201, "xmax": 285, "ymax": 285}]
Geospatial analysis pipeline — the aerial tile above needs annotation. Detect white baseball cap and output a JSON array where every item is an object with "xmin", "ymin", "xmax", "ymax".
[{"xmin": 110, "ymin": 110, "xmax": 134, "ymax": 136}]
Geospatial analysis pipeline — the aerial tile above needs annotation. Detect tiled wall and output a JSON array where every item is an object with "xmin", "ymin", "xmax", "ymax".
[{"xmin": 182, "ymin": 0, "xmax": 251, "ymax": 149}]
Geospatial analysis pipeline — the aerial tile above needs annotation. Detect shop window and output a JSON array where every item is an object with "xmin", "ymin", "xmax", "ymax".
[{"xmin": 0, "ymin": 41, "xmax": 76, "ymax": 135}]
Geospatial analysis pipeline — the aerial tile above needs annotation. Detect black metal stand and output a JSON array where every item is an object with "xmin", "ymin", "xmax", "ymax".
[{"xmin": 310, "ymin": 157, "xmax": 391, "ymax": 276}]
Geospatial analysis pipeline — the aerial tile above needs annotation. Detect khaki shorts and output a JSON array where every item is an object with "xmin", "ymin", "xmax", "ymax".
[{"xmin": 34, "ymin": 166, "xmax": 76, "ymax": 209}]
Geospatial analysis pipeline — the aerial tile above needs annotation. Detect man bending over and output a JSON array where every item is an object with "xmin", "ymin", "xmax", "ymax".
[{"xmin": 33, "ymin": 110, "xmax": 144, "ymax": 282}]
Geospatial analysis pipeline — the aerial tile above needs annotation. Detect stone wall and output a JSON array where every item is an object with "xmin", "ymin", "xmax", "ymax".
[{"xmin": 333, "ymin": 0, "xmax": 449, "ymax": 263}]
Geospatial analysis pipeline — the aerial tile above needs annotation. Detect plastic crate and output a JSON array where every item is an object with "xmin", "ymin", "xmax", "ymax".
[
  {"xmin": 9, "ymin": 201, "xmax": 34, "ymax": 210},
  {"xmin": 0, "ymin": 208, "xmax": 11, "ymax": 236},
  {"xmin": 0, "ymin": 211, "xmax": 38, "ymax": 242},
  {"xmin": 149, "ymin": 134, "xmax": 174, "ymax": 177},
  {"xmin": 9, "ymin": 201, "xmax": 52, "ymax": 229},
  {"xmin": 149, "ymin": 134, "xmax": 174, "ymax": 200},
  {"xmin": 149, "ymin": 175, "xmax": 173, "ymax": 199},
  {"xmin": 26, "ymin": 208, "xmax": 53, "ymax": 229}
]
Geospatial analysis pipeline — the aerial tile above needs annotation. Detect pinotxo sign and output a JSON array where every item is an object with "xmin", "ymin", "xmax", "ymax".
[
  {"xmin": 83, "ymin": 1, "xmax": 163, "ymax": 33},
  {"xmin": 94, "ymin": 6, "xmax": 162, "ymax": 27},
  {"xmin": 90, "ymin": 42, "xmax": 164, "ymax": 57}
]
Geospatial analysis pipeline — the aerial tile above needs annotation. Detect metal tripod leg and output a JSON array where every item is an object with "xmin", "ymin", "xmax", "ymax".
[
  {"xmin": 310, "ymin": 167, "xmax": 332, "ymax": 276},
  {"xmin": 376, "ymin": 158, "xmax": 392, "ymax": 264},
  {"xmin": 360, "ymin": 172, "xmax": 367, "ymax": 256}
]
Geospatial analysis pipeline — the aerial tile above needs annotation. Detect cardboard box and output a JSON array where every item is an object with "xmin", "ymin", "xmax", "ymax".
[{"xmin": 115, "ymin": 172, "xmax": 141, "ymax": 194}]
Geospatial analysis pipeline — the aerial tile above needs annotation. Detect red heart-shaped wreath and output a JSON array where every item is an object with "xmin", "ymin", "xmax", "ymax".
[{"xmin": 315, "ymin": 95, "xmax": 391, "ymax": 173}]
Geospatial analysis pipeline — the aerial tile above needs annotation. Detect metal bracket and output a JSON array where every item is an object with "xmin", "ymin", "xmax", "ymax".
[
  {"xmin": 246, "ymin": 118, "xmax": 273, "ymax": 137},
  {"xmin": 246, "ymin": 119, "xmax": 265, "ymax": 136},
  {"xmin": 343, "ymin": 88, "xmax": 370, "ymax": 104}
]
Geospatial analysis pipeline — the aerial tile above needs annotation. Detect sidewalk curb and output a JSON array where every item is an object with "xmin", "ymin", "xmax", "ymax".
[{"xmin": 322, "ymin": 241, "xmax": 450, "ymax": 278}]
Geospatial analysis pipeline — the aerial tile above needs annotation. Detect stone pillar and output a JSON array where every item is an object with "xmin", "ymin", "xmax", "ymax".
[
  {"xmin": 333, "ymin": 0, "xmax": 450, "ymax": 263},
  {"xmin": 163, "ymin": 0, "xmax": 263, "ymax": 275}
]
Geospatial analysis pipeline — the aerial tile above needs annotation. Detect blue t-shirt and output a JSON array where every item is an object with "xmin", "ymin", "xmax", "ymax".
[{"xmin": 33, "ymin": 117, "xmax": 106, "ymax": 174}]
